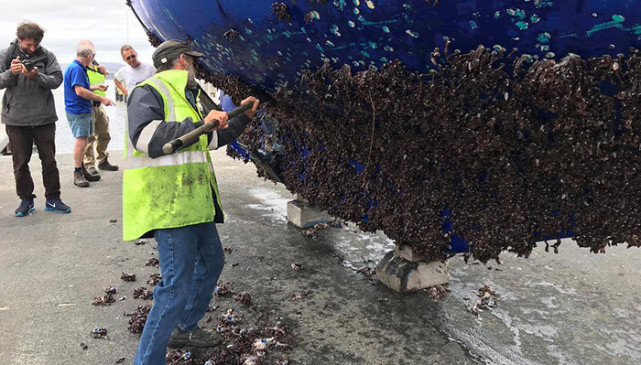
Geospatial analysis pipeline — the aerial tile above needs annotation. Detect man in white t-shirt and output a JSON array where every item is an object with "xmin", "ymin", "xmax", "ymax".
[{"xmin": 114, "ymin": 45, "xmax": 155, "ymax": 98}]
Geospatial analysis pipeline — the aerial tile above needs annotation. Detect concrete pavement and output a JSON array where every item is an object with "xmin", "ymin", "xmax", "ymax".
[{"xmin": 1, "ymin": 149, "xmax": 640, "ymax": 364}]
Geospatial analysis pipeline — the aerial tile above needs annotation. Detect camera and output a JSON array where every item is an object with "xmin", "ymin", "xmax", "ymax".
[{"xmin": 21, "ymin": 60, "xmax": 35, "ymax": 71}]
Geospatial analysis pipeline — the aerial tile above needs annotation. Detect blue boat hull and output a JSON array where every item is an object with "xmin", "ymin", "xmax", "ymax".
[
  {"xmin": 130, "ymin": 0, "xmax": 641, "ymax": 92},
  {"xmin": 129, "ymin": 1, "xmax": 641, "ymax": 262}
]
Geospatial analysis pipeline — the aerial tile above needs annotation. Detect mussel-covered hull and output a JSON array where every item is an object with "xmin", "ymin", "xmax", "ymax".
[
  {"xmin": 129, "ymin": 1, "xmax": 641, "ymax": 261},
  {"xmin": 130, "ymin": 0, "xmax": 640, "ymax": 92}
]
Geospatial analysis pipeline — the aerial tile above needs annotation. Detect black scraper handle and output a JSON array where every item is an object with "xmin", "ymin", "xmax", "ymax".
[{"xmin": 162, "ymin": 102, "xmax": 254, "ymax": 155}]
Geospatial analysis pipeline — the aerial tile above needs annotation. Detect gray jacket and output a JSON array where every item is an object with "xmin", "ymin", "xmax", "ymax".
[{"xmin": 0, "ymin": 41, "xmax": 63, "ymax": 126}]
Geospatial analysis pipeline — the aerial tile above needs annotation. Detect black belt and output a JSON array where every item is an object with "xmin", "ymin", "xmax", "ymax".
[{"xmin": 92, "ymin": 101, "xmax": 101, "ymax": 107}]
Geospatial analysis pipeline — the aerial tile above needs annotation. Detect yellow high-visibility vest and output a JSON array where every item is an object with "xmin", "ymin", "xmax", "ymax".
[
  {"xmin": 87, "ymin": 64, "xmax": 106, "ymax": 97},
  {"xmin": 122, "ymin": 69, "xmax": 223, "ymax": 241}
]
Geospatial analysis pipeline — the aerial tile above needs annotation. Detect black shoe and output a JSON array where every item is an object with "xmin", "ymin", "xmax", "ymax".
[
  {"xmin": 15, "ymin": 199, "xmax": 35, "ymax": 217},
  {"xmin": 82, "ymin": 166, "xmax": 101, "ymax": 182},
  {"xmin": 74, "ymin": 171, "xmax": 90, "ymax": 187},
  {"xmin": 45, "ymin": 199, "xmax": 71, "ymax": 214},
  {"xmin": 167, "ymin": 327, "xmax": 223, "ymax": 348},
  {"xmin": 98, "ymin": 157, "xmax": 119, "ymax": 171},
  {"xmin": 87, "ymin": 166, "xmax": 100, "ymax": 176}
]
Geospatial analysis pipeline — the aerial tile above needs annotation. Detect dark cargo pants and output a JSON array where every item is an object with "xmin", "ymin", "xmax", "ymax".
[{"xmin": 5, "ymin": 123, "xmax": 61, "ymax": 201}]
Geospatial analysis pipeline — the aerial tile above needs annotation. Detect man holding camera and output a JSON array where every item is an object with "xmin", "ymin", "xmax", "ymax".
[
  {"xmin": 0, "ymin": 22, "xmax": 71, "ymax": 216},
  {"xmin": 63, "ymin": 40, "xmax": 115, "ymax": 188}
]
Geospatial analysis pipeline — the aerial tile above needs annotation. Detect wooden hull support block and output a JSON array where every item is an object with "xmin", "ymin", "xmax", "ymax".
[
  {"xmin": 287, "ymin": 194, "xmax": 333, "ymax": 228},
  {"xmin": 376, "ymin": 245, "xmax": 450, "ymax": 293}
]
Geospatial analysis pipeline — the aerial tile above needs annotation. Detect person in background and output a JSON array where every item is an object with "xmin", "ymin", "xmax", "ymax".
[
  {"xmin": 113, "ymin": 44, "xmax": 155, "ymax": 99},
  {"xmin": 0, "ymin": 22, "xmax": 70, "ymax": 216},
  {"xmin": 85, "ymin": 60, "xmax": 118, "ymax": 178},
  {"xmin": 123, "ymin": 40, "xmax": 259, "ymax": 364},
  {"xmin": 63, "ymin": 40, "xmax": 114, "ymax": 188}
]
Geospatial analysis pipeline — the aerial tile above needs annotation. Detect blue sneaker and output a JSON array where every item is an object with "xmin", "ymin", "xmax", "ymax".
[
  {"xmin": 45, "ymin": 200, "xmax": 71, "ymax": 214},
  {"xmin": 15, "ymin": 200, "xmax": 35, "ymax": 217}
]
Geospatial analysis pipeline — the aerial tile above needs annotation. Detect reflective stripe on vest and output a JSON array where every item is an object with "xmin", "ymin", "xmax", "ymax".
[
  {"xmin": 135, "ymin": 120, "xmax": 162, "ymax": 154},
  {"xmin": 124, "ymin": 132, "xmax": 216, "ymax": 172},
  {"xmin": 124, "ymin": 150, "xmax": 208, "ymax": 169},
  {"xmin": 146, "ymin": 78, "xmax": 176, "ymax": 120}
]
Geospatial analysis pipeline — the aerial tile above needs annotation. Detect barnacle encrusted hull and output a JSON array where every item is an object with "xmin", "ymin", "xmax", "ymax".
[
  {"xmin": 228, "ymin": 51, "xmax": 641, "ymax": 263},
  {"xmin": 128, "ymin": 1, "xmax": 641, "ymax": 261}
]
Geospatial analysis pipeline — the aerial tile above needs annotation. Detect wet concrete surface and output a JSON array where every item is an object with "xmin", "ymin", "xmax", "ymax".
[{"xmin": 0, "ymin": 148, "xmax": 639, "ymax": 364}]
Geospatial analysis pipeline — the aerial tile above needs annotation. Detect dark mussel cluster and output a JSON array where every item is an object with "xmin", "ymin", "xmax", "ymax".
[{"xmin": 207, "ymin": 46, "xmax": 641, "ymax": 263}]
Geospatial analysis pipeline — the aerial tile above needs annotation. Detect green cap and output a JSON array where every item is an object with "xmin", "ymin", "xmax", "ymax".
[{"xmin": 152, "ymin": 40, "xmax": 204, "ymax": 68}]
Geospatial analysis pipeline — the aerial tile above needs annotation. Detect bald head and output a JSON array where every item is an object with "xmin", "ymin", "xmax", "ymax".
[{"xmin": 76, "ymin": 40, "xmax": 94, "ymax": 58}]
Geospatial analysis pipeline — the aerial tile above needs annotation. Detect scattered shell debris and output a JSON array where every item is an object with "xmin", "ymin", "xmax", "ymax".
[
  {"xmin": 127, "ymin": 305, "xmax": 152, "ymax": 334},
  {"xmin": 92, "ymin": 286, "xmax": 118, "ymax": 306},
  {"xmin": 425, "ymin": 285, "xmax": 451, "ymax": 300},
  {"xmin": 214, "ymin": 282, "xmax": 231, "ymax": 297},
  {"xmin": 121, "ymin": 272, "xmax": 136, "ymax": 282},
  {"xmin": 235, "ymin": 292, "xmax": 253, "ymax": 306},
  {"xmin": 300, "ymin": 223, "xmax": 330, "ymax": 238},
  {"xmin": 90, "ymin": 327, "xmax": 108, "ymax": 338},
  {"xmin": 147, "ymin": 273, "xmax": 162, "ymax": 286},
  {"xmin": 469, "ymin": 285, "xmax": 500, "ymax": 315},
  {"xmin": 133, "ymin": 287, "xmax": 154, "ymax": 300}
]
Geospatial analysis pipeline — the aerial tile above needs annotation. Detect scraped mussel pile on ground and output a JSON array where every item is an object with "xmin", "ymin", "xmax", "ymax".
[{"xmin": 210, "ymin": 46, "xmax": 641, "ymax": 263}]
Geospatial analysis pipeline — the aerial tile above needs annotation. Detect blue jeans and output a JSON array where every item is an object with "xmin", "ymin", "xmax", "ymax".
[
  {"xmin": 134, "ymin": 221, "xmax": 225, "ymax": 365},
  {"xmin": 66, "ymin": 112, "xmax": 93, "ymax": 138}
]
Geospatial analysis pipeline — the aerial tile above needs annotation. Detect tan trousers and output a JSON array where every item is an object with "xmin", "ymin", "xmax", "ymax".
[{"xmin": 84, "ymin": 104, "xmax": 111, "ymax": 167}]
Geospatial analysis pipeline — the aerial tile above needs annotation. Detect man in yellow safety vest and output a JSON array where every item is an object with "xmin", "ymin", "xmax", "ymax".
[
  {"xmin": 123, "ymin": 40, "xmax": 259, "ymax": 365},
  {"xmin": 85, "ymin": 61, "xmax": 118, "ymax": 180}
]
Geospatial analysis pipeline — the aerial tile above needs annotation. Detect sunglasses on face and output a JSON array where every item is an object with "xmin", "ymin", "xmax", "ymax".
[{"xmin": 126, "ymin": 54, "xmax": 137, "ymax": 61}]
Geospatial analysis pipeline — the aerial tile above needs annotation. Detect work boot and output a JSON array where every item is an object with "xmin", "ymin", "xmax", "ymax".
[
  {"xmin": 87, "ymin": 166, "xmax": 100, "ymax": 176},
  {"xmin": 15, "ymin": 199, "xmax": 35, "ymax": 217},
  {"xmin": 74, "ymin": 171, "xmax": 89, "ymax": 187},
  {"xmin": 167, "ymin": 327, "xmax": 223, "ymax": 348},
  {"xmin": 82, "ymin": 166, "xmax": 101, "ymax": 181},
  {"xmin": 45, "ymin": 199, "xmax": 71, "ymax": 214},
  {"xmin": 98, "ymin": 157, "xmax": 119, "ymax": 171}
]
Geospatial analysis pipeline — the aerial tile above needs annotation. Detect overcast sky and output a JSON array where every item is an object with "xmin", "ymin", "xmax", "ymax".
[{"xmin": 0, "ymin": 0, "xmax": 156, "ymax": 65}]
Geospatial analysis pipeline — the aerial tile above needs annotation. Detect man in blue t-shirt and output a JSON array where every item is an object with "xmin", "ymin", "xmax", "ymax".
[{"xmin": 63, "ymin": 40, "xmax": 114, "ymax": 187}]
